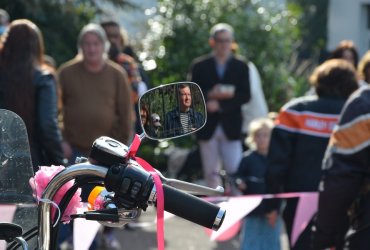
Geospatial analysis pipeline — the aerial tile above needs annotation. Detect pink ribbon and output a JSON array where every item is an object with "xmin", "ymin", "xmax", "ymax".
[
  {"xmin": 137, "ymin": 157, "xmax": 165, "ymax": 250},
  {"xmin": 128, "ymin": 134, "xmax": 165, "ymax": 250}
]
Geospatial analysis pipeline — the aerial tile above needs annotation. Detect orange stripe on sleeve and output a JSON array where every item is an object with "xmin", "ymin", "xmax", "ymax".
[{"xmin": 329, "ymin": 117, "xmax": 370, "ymax": 151}]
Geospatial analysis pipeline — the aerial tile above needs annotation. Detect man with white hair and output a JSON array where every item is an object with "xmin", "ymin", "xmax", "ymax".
[
  {"xmin": 58, "ymin": 23, "xmax": 132, "ymax": 249},
  {"xmin": 58, "ymin": 23, "xmax": 133, "ymax": 159},
  {"xmin": 188, "ymin": 23, "xmax": 250, "ymax": 190}
]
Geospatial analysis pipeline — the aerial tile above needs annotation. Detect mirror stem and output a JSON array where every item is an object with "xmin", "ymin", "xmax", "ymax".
[{"xmin": 139, "ymin": 132, "xmax": 146, "ymax": 140}]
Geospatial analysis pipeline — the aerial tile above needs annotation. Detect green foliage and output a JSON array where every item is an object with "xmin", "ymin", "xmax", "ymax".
[
  {"xmin": 144, "ymin": 0, "xmax": 315, "ymax": 111},
  {"xmin": 0, "ymin": 0, "xmax": 136, "ymax": 66},
  {"xmin": 288, "ymin": 0, "xmax": 328, "ymax": 58}
]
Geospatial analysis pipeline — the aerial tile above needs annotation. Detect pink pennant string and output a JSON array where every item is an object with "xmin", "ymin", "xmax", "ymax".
[
  {"xmin": 204, "ymin": 192, "xmax": 318, "ymax": 247},
  {"xmin": 291, "ymin": 193, "xmax": 318, "ymax": 246}
]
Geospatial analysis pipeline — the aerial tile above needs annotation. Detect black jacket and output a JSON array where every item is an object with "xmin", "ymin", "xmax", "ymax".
[
  {"xmin": 313, "ymin": 87, "xmax": 370, "ymax": 249},
  {"xmin": 234, "ymin": 150, "xmax": 268, "ymax": 216},
  {"xmin": 189, "ymin": 54, "xmax": 250, "ymax": 140},
  {"xmin": 164, "ymin": 107, "xmax": 204, "ymax": 137},
  {"xmin": 266, "ymin": 95, "xmax": 347, "ymax": 194},
  {"xmin": 0, "ymin": 69, "xmax": 64, "ymax": 169}
]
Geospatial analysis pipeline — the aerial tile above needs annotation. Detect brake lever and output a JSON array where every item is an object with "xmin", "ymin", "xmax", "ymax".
[
  {"xmin": 154, "ymin": 169, "xmax": 224, "ymax": 196},
  {"xmin": 76, "ymin": 212, "xmax": 120, "ymax": 222}
]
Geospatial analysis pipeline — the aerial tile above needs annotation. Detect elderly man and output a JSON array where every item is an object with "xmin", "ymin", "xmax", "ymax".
[
  {"xmin": 58, "ymin": 23, "xmax": 133, "ymax": 249},
  {"xmin": 58, "ymin": 23, "xmax": 133, "ymax": 159}
]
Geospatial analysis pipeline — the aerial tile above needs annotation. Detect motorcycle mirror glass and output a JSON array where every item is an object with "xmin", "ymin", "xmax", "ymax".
[{"xmin": 139, "ymin": 82, "xmax": 206, "ymax": 140}]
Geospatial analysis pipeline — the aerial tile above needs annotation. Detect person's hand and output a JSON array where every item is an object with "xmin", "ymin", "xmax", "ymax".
[
  {"xmin": 62, "ymin": 141, "xmax": 72, "ymax": 160},
  {"xmin": 207, "ymin": 100, "xmax": 220, "ymax": 113},
  {"xmin": 207, "ymin": 84, "xmax": 220, "ymax": 99},
  {"xmin": 266, "ymin": 210, "xmax": 278, "ymax": 228},
  {"xmin": 208, "ymin": 84, "xmax": 234, "ymax": 100},
  {"xmin": 235, "ymin": 178, "xmax": 247, "ymax": 191}
]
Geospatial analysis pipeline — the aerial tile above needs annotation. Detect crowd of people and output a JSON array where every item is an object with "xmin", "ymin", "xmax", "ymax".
[{"xmin": 2, "ymin": 6, "xmax": 370, "ymax": 250}]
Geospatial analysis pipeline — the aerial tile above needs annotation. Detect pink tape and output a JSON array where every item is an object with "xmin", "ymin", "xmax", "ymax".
[
  {"xmin": 137, "ymin": 157, "xmax": 165, "ymax": 250},
  {"xmin": 127, "ymin": 134, "xmax": 164, "ymax": 250}
]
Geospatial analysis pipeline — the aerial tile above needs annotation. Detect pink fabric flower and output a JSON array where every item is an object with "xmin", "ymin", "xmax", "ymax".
[{"xmin": 30, "ymin": 165, "xmax": 83, "ymax": 223}]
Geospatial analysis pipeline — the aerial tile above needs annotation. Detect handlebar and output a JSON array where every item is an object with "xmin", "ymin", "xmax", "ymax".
[
  {"xmin": 38, "ymin": 163, "xmax": 108, "ymax": 250},
  {"xmin": 38, "ymin": 162, "xmax": 225, "ymax": 250},
  {"xmin": 162, "ymin": 184, "xmax": 225, "ymax": 230}
]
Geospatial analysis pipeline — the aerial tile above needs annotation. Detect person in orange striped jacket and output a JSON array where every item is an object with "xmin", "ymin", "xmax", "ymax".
[
  {"xmin": 265, "ymin": 59, "xmax": 358, "ymax": 250},
  {"xmin": 313, "ymin": 82, "xmax": 370, "ymax": 249}
]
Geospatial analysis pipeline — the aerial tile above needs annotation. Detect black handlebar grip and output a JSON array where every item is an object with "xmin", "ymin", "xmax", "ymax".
[{"xmin": 162, "ymin": 184, "xmax": 226, "ymax": 230}]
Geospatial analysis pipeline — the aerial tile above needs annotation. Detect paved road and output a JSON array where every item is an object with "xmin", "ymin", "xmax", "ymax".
[{"xmin": 113, "ymin": 207, "xmax": 240, "ymax": 250}]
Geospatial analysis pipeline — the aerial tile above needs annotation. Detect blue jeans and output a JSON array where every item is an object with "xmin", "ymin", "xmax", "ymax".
[{"xmin": 240, "ymin": 215, "xmax": 282, "ymax": 250}]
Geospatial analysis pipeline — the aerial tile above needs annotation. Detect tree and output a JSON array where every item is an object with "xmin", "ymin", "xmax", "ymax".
[
  {"xmin": 0, "ymin": 0, "xmax": 136, "ymax": 65},
  {"xmin": 142, "ymin": 0, "xmax": 316, "ymax": 111},
  {"xmin": 288, "ymin": 0, "xmax": 328, "ymax": 60}
]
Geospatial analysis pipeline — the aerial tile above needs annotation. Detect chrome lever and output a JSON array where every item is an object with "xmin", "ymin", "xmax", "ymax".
[
  {"xmin": 164, "ymin": 179, "xmax": 224, "ymax": 195},
  {"xmin": 152, "ymin": 168, "xmax": 224, "ymax": 195}
]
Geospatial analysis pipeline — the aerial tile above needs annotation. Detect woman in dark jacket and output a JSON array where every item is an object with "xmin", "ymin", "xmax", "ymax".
[{"xmin": 0, "ymin": 19, "xmax": 64, "ymax": 170}]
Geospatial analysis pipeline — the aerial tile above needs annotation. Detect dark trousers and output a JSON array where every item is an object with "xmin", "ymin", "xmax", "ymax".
[{"xmin": 346, "ymin": 226, "xmax": 370, "ymax": 250}]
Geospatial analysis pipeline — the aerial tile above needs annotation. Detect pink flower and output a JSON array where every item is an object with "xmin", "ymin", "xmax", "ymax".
[{"xmin": 30, "ymin": 165, "xmax": 83, "ymax": 223}]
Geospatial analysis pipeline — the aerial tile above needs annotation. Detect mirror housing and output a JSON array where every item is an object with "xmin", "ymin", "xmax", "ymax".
[{"xmin": 139, "ymin": 82, "xmax": 206, "ymax": 140}]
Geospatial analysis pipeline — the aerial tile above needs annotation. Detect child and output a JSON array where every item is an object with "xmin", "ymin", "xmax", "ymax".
[{"xmin": 234, "ymin": 117, "xmax": 282, "ymax": 250}]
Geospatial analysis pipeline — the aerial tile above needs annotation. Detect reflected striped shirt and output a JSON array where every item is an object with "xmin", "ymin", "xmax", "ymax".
[{"xmin": 180, "ymin": 112, "xmax": 190, "ymax": 133}]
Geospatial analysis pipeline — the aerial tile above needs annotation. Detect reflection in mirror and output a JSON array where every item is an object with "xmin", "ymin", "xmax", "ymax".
[{"xmin": 139, "ymin": 82, "xmax": 206, "ymax": 140}]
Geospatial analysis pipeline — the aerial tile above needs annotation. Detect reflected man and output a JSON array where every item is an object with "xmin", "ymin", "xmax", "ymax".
[{"xmin": 164, "ymin": 84, "xmax": 204, "ymax": 137}]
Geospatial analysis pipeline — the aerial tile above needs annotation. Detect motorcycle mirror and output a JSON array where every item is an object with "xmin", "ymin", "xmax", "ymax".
[{"xmin": 139, "ymin": 82, "xmax": 206, "ymax": 140}]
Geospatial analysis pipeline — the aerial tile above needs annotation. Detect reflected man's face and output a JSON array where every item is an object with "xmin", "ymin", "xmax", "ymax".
[{"xmin": 179, "ymin": 86, "xmax": 192, "ymax": 112}]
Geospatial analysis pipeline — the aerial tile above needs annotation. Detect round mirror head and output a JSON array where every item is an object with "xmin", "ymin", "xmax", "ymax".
[{"xmin": 139, "ymin": 82, "xmax": 206, "ymax": 140}]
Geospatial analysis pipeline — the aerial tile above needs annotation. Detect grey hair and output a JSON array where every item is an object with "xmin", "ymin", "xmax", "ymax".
[
  {"xmin": 210, "ymin": 23, "xmax": 234, "ymax": 39},
  {"xmin": 77, "ymin": 23, "xmax": 109, "ymax": 54}
]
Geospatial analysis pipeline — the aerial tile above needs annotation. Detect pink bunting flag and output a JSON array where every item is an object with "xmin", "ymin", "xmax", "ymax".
[
  {"xmin": 73, "ymin": 216, "xmax": 101, "ymax": 250},
  {"xmin": 207, "ymin": 196, "xmax": 263, "ymax": 241},
  {"xmin": 291, "ymin": 192, "xmax": 318, "ymax": 247},
  {"xmin": 204, "ymin": 192, "xmax": 319, "ymax": 246},
  {"xmin": 0, "ymin": 205, "xmax": 17, "ymax": 249}
]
